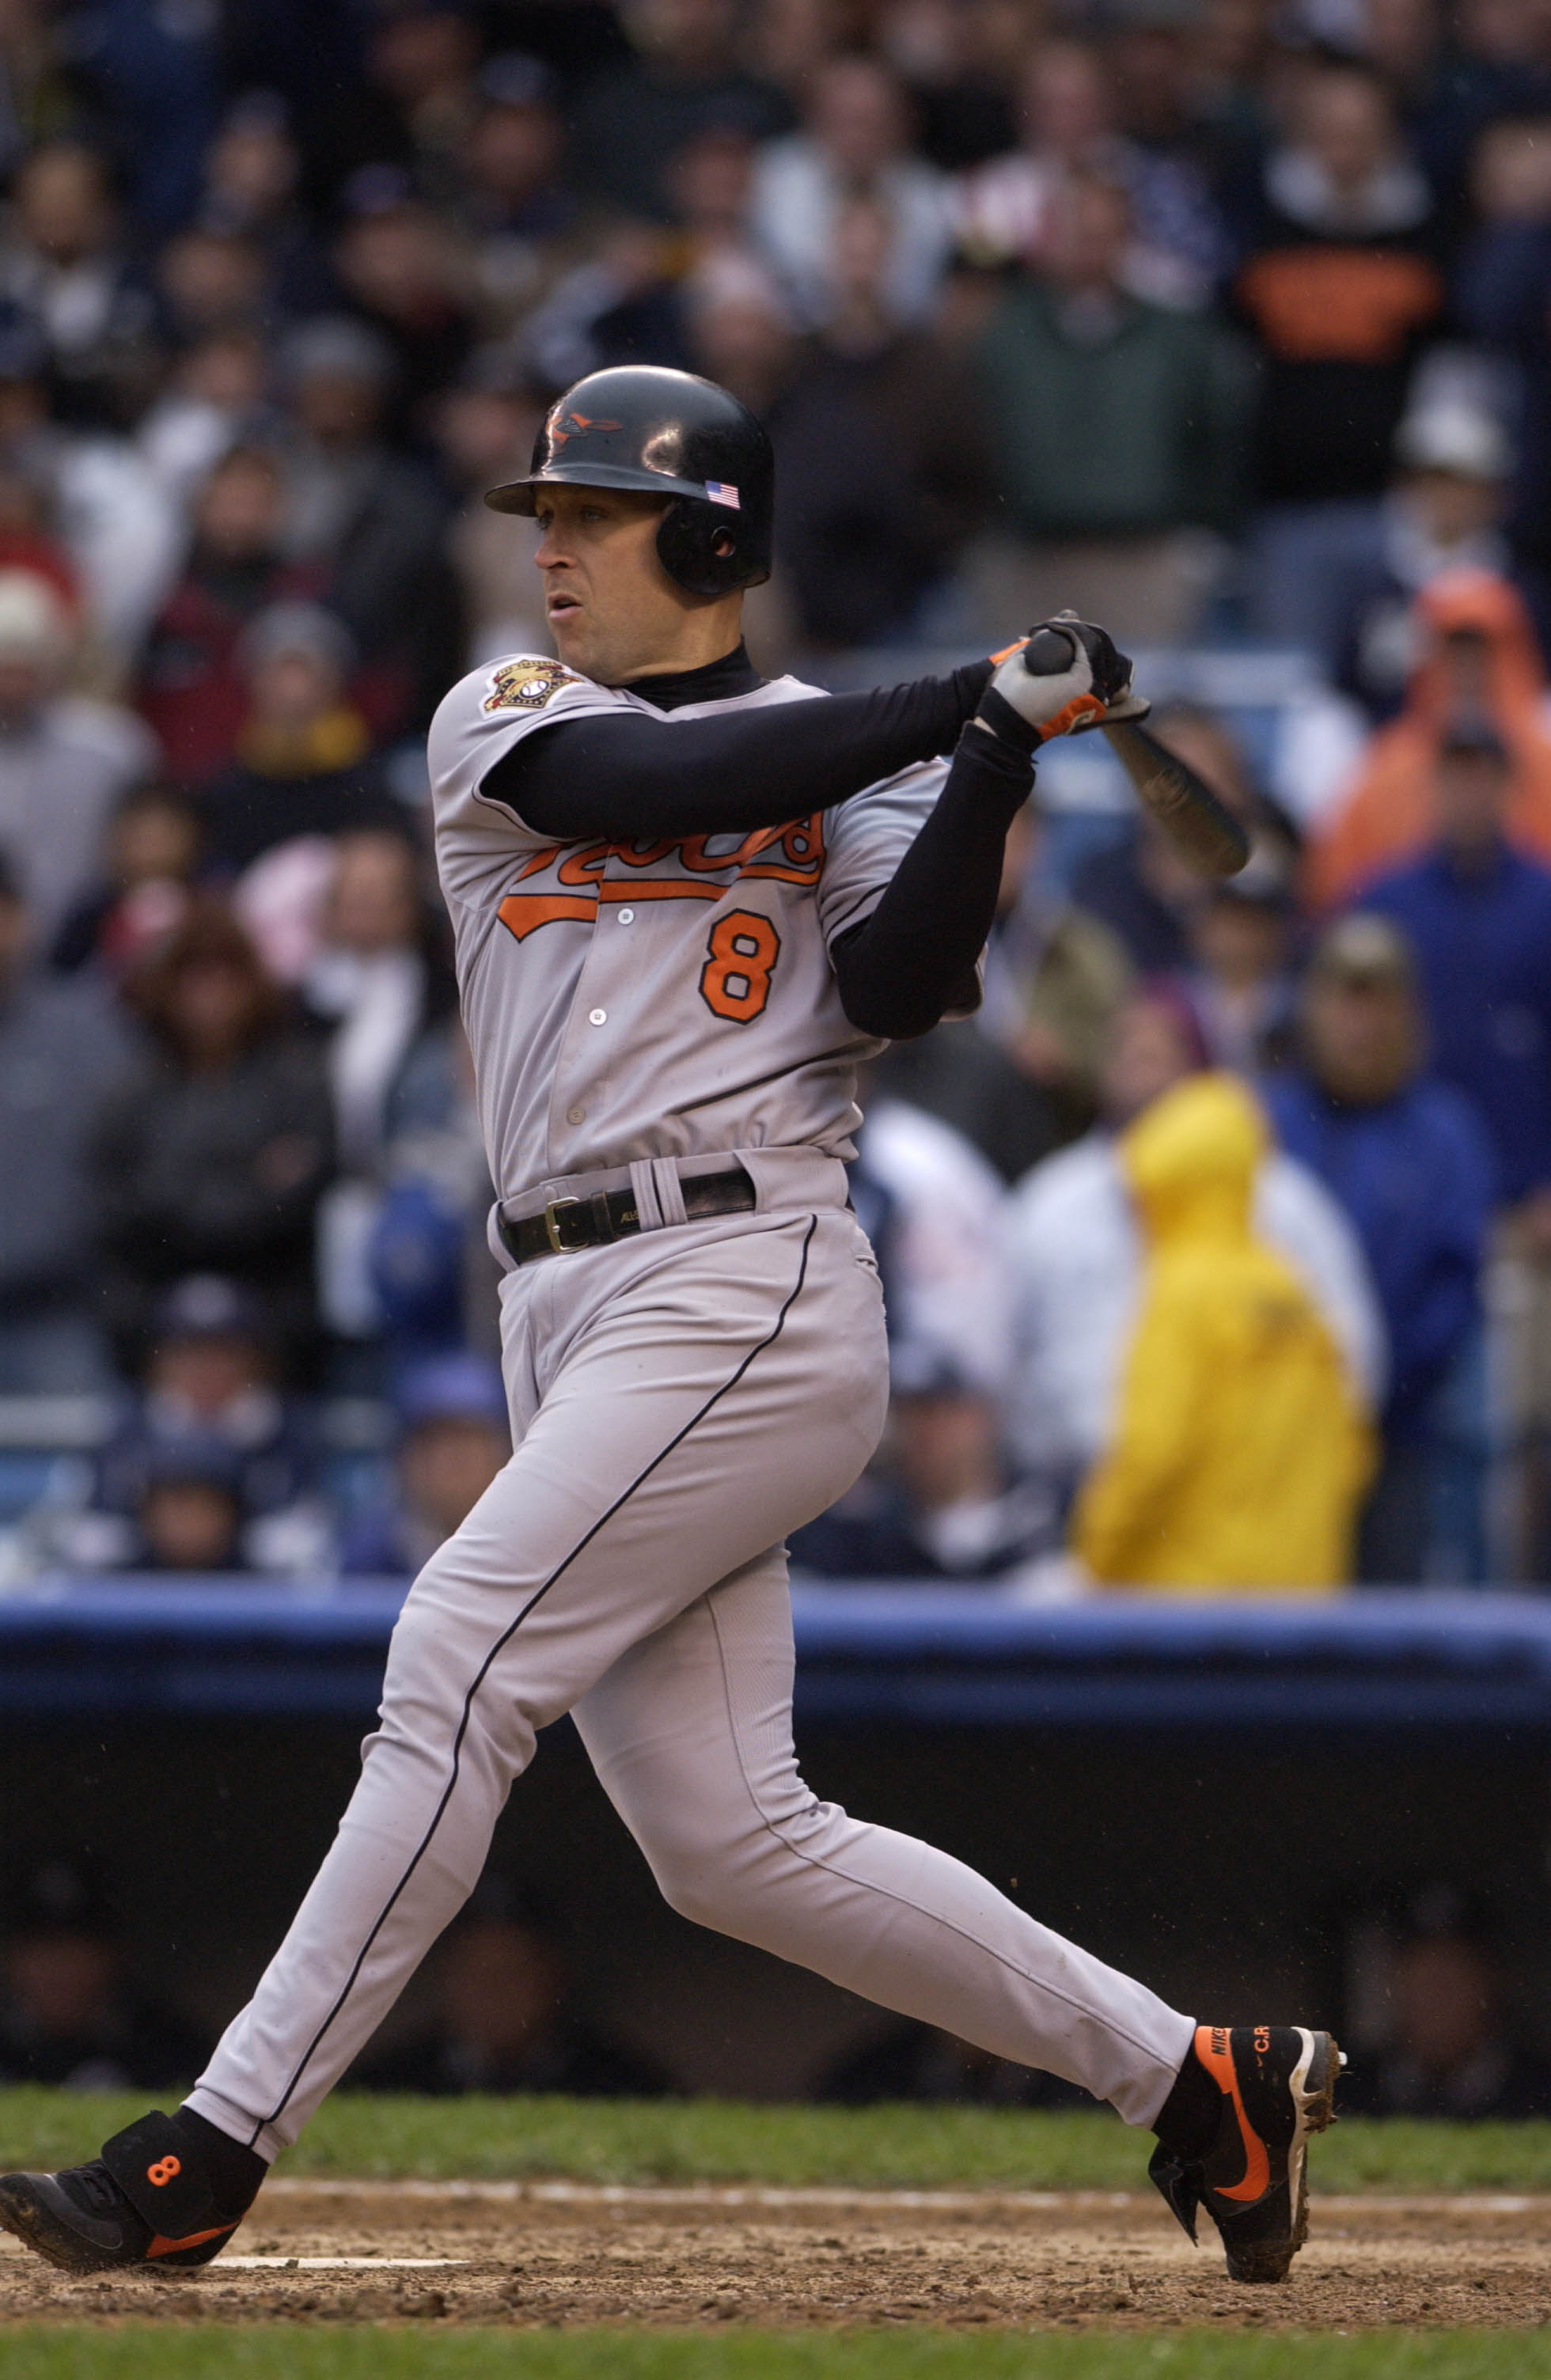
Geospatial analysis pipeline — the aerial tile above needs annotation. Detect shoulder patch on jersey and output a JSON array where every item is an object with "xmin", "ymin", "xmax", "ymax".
[{"xmin": 483, "ymin": 658, "xmax": 584, "ymax": 713}]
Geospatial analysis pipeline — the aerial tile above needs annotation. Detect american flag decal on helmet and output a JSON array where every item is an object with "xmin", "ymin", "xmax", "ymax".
[{"xmin": 704, "ymin": 482, "xmax": 740, "ymax": 508}]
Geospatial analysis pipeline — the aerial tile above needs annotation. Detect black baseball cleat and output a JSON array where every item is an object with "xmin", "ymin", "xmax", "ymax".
[
  {"xmin": 0, "ymin": 2110, "xmax": 257, "ymax": 2276},
  {"xmin": 1149, "ymin": 2024, "xmax": 1342, "ymax": 2284}
]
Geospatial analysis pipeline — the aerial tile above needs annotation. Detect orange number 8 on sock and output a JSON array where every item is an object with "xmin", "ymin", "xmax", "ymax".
[{"xmin": 147, "ymin": 2157, "xmax": 182, "ymax": 2186}]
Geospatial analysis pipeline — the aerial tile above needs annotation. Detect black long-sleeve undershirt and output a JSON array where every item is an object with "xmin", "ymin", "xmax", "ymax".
[
  {"xmin": 480, "ymin": 651, "xmax": 1030, "ymax": 1040},
  {"xmin": 484, "ymin": 661, "xmax": 995, "ymax": 842},
  {"xmin": 830, "ymin": 724, "xmax": 1032, "ymax": 1038}
]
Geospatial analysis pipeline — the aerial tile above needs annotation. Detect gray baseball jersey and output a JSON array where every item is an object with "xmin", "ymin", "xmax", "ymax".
[{"xmin": 426, "ymin": 653, "xmax": 949, "ymax": 1195}]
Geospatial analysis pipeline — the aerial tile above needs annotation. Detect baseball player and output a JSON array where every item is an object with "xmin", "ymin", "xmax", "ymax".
[{"xmin": 1, "ymin": 366, "xmax": 1338, "ymax": 2288}]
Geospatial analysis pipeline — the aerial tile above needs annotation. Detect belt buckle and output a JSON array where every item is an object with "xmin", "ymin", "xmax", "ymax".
[{"xmin": 543, "ymin": 1195, "xmax": 585, "ymax": 1255}]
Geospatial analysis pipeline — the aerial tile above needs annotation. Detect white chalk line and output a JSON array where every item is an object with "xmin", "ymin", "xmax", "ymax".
[{"xmin": 263, "ymin": 2177, "xmax": 1550, "ymax": 2219}]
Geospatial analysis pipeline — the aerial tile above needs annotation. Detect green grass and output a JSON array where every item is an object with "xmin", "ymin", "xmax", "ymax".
[
  {"xmin": 2, "ymin": 2087, "xmax": 1551, "ymax": 2196},
  {"xmin": 4, "ymin": 2332, "xmax": 1550, "ymax": 2380}
]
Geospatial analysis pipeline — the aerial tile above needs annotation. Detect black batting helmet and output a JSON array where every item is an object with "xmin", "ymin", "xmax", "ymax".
[{"xmin": 484, "ymin": 366, "xmax": 774, "ymax": 599}]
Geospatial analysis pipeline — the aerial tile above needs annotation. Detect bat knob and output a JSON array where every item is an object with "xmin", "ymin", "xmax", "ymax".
[{"xmin": 1021, "ymin": 628, "xmax": 1076, "ymax": 676}]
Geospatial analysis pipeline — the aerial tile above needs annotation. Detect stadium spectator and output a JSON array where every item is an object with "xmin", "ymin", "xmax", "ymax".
[
  {"xmin": 368, "ymin": 1020, "xmax": 502, "ymax": 1373},
  {"xmin": 272, "ymin": 315, "xmax": 461, "ymax": 737},
  {"xmin": 323, "ymin": 0, "xmax": 485, "ymax": 210},
  {"xmin": 1452, "ymin": 109, "xmax": 1551, "ymax": 657},
  {"xmin": 874, "ymin": 0, "xmax": 1020, "ymax": 172},
  {"xmin": 121, "ymin": 1438, "xmax": 249, "ymax": 1574},
  {"xmin": 764, "ymin": 195, "xmax": 990, "ymax": 649},
  {"xmin": 0, "ymin": 1860, "xmax": 209, "ymax": 2090},
  {"xmin": 154, "ymin": 225, "xmax": 267, "ymax": 351},
  {"xmin": 62, "ymin": 1273, "xmax": 324, "ymax": 1581},
  {"xmin": 339, "ymin": 1353, "xmax": 509, "ymax": 1576},
  {"xmin": 196, "ymin": 89, "xmax": 335, "ymax": 323},
  {"xmin": 852, "ymin": 1096, "xmax": 1013, "ymax": 1404},
  {"xmin": 302, "ymin": 829, "xmax": 458, "ymax": 1352},
  {"xmin": 452, "ymin": 54, "xmax": 581, "ymax": 336},
  {"xmin": 1265, "ymin": 915, "xmax": 1495, "ymax": 1585},
  {"xmin": 1352, "ymin": 724, "xmax": 1551, "ymax": 1574},
  {"xmin": 0, "ymin": 565, "xmax": 156, "ymax": 941},
  {"xmin": 0, "ymin": 140, "xmax": 160, "ymax": 433},
  {"xmin": 1070, "ymin": 1072, "xmax": 1373, "ymax": 1590},
  {"xmin": 819, "ymin": 2010, "xmax": 1087, "ymax": 2106},
  {"xmin": 1234, "ymin": 58, "xmax": 1448, "ymax": 657},
  {"xmin": 332, "ymin": 170, "xmax": 476, "ymax": 438},
  {"xmin": 567, "ymin": 0, "xmax": 790, "ymax": 225},
  {"xmin": 1355, "ymin": 723, "xmax": 1551, "ymax": 1209},
  {"xmin": 1003, "ymin": 985, "xmax": 1384, "ymax": 1505},
  {"xmin": 198, "ymin": 603, "xmax": 403, "ymax": 877},
  {"xmin": 49, "ymin": 780, "xmax": 199, "ymax": 979},
  {"xmin": 791, "ymin": 1343, "xmax": 1054, "ymax": 1582},
  {"xmin": 1341, "ymin": 1887, "xmax": 1551, "ymax": 2120},
  {"xmin": 968, "ymin": 169, "xmax": 1251, "ymax": 645},
  {"xmin": 1310, "ymin": 570, "xmax": 1551, "ymax": 908},
  {"xmin": 1333, "ymin": 401, "xmax": 1515, "ymax": 719},
  {"xmin": 0, "ymin": 854, "xmax": 131, "ymax": 1392},
  {"xmin": 1103, "ymin": 0, "xmax": 1239, "ymax": 293},
  {"xmin": 349, "ymin": 1875, "xmax": 667, "ymax": 2096},
  {"xmin": 1185, "ymin": 825, "xmax": 1301, "ymax": 1078},
  {"xmin": 433, "ymin": 359, "xmax": 547, "ymax": 666},
  {"xmin": 948, "ymin": 36, "xmax": 1223, "ymax": 305},
  {"xmin": 0, "ymin": 313, "xmax": 179, "ymax": 673},
  {"xmin": 750, "ymin": 52, "xmax": 950, "ymax": 330},
  {"xmin": 92, "ymin": 897, "xmax": 334, "ymax": 1373},
  {"xmin": 137, "ymin": 445, "xmax": 321, "ymax": 786}
]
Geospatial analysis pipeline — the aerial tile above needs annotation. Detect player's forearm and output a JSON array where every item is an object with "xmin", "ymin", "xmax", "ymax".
[
  {"xmin": 830, "ymin": 723, "xmax": 1031, "ymax": 1040},
  {"xmin": 484, "ymin": 662, "xmax": 995, "ymax": 839}
]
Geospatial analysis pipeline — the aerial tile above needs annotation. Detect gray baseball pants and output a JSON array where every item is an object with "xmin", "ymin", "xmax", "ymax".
[{"xmin": 188, "ymin": 1163, "xmax": 1193, "ymax": 2159}]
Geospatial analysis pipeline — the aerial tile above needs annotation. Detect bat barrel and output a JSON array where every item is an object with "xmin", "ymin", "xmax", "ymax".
[{"xmin": 1100, "ymin": 720, "xmax": 1250, "ymax": 880}]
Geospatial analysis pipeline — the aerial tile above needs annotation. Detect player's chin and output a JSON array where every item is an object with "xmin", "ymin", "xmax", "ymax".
[{"xmin": 547, "ymin": 604, "xmax": 589, "ymax": 669}]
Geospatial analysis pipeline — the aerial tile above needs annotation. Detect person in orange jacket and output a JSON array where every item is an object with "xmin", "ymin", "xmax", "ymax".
[
  {"xmin": 1071, "ymin": 1072, "xmax": 1373, "ymax": 1591},
  {"xmin": 1309, "ymin": 568, "xmax": 1551, "ymax": 910}
]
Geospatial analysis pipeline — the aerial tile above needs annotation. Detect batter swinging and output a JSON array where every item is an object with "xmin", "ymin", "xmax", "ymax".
[{"xmin": 0, "ymin": 367, "xmax": 1338, "ymax": 2289}]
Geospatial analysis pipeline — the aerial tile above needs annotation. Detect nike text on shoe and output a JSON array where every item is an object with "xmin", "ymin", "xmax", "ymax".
[
  {"xmin": 1149, "ymin": 2024, "xmax": 1342, "ymax": 2284},
  {"xmin": 0, "ymin": 2111, "xmax": 248, "ymax": 2275}
]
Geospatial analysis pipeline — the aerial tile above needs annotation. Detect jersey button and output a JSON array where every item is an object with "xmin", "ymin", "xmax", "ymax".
[
  {"xmin": 588, "ymin": 1008, "xmax": 607, "ymax": 1025},
  {"xmin": 567, "ymin": 1105, "xmax": 586, "ymax": 1125},
  {"xmin": 616, "ymin": 908, "xmax": 635, "ymax": 924}
]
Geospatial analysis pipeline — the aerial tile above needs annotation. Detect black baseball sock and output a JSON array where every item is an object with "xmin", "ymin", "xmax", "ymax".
[
  {"xmin": 1151, "ymin": 2037, "xmax": 1221, "ymax": 2162},
  {"xmin": 170, "ymin": 2107, "xmax": 268, "ymax": 2221}
]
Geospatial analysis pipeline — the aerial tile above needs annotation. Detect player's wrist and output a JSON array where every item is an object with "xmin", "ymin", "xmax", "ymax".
[{"xmin": 972, "ymin": 688, "xmax": 1042, "ymax": 760}]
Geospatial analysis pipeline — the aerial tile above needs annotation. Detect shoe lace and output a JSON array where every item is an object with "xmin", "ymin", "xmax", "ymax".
[{"xmin": 65, "ymin": 2160, "xmax": 135, "ymax": 2219}]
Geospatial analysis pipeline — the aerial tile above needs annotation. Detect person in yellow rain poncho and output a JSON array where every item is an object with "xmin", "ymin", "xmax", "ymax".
[{"xmin": 1071, "ymin": 1072, "xmax": 1373, "ymax": 1591}]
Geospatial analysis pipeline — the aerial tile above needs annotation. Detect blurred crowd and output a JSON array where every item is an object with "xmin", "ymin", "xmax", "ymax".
[
  {"xmin": 1, "ymin": 0, "xmax": 1551, "ymax": 1586},
  {"xmin": 6, "ymin": 1849, "xmax": 1548, "ymax": 2114}
]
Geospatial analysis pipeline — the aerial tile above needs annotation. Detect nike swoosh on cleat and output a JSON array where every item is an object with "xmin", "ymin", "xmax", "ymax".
[
  {"xmin": 1215, "ymin": 2071, "xmax": 1271, "ymax": 2204},
  {"xmin": 146, "ymin": 2224, "xmax": 235, "ymax": 2260}
]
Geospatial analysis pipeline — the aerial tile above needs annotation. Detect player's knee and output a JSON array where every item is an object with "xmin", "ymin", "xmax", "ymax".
[{"xmin": 638, "ymin": 1802, "xmax": 828, "ymax": 1931}]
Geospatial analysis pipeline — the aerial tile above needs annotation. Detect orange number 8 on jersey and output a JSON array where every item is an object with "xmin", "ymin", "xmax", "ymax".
[{"xmin": 700, "ymin": 910, "xmax": 780, "ymax": 1023}]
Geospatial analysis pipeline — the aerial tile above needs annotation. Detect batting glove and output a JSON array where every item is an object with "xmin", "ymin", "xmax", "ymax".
[{"xmin": 976, "ymin": 614, "xmax": 1151, "ymax": 755}]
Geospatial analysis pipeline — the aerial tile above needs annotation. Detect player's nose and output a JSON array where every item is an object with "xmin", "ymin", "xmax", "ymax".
[{"xmin": 535, "ymin": 522, "xmax": 575, "ymax": 569}]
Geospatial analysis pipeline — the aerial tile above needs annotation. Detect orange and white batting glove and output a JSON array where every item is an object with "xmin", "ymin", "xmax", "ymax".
[{"xmin": 977, "ymin": 615, "xmax": 1151, "ymax": 755}]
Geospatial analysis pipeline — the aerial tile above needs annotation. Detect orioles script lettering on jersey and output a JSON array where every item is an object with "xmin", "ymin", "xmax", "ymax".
[{"xmin": 496, "ymin": 817, "xmax": 828, "ymax": 941}]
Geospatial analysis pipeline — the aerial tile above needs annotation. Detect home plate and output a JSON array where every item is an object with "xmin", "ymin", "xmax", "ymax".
[{"xmin": 222, "ymin": 2256, "xmax": 467, "ymax": 2270}]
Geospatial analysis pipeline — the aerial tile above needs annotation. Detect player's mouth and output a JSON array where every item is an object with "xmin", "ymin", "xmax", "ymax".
[{"xmin": 547, "ymin": 590, "xmax": 583, "ymax": 623}]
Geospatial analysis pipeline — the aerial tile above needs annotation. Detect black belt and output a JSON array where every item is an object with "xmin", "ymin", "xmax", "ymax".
[{"xmin": 499, "ymin": 1167, "xmax": 757, "ymax": 1266}]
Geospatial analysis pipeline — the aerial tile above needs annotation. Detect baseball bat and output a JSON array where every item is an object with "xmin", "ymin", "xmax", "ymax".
[{"xmin": 1022, "ymin": 629, "xmax": 1250, "ymax": 881}]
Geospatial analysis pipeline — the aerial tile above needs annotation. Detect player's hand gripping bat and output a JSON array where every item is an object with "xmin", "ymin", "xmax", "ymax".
[{"xmin": 1021, "ymin": 619, "xmax": 1250, "ymax": 881}]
